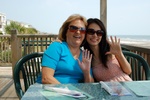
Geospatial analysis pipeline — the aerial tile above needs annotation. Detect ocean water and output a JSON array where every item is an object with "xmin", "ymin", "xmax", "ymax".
[
  {"xmin": 108, "ymin": 35, "xmax": 150, "ymax": 48},
  {"xmin": 110, "ymin": 35, "xmax": 150, "ymax": 42},
  {"xmin": 107, "ymin": 35, "xmax": 150, "ymax": 48}
]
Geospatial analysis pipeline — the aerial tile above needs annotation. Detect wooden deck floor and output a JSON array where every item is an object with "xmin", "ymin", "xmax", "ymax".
[{"xmin": 0, "ymin": 67, "xmax": 19, "ymax": 100}]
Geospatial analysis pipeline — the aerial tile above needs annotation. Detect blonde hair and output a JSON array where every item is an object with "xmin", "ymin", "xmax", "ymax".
[{"xmin": 58, "ymin": 14, "xmax": 87, "ymax": 41}]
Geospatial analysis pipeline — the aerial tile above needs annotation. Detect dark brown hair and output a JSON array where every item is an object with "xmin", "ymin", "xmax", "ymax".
[{"xmin": 84, "ymin": 18, "xmax": 110, "ymax": 68}]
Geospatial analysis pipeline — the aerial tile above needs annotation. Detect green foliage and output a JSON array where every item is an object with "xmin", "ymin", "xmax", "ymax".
[
  {"xmin": 4, "ymin": 21, "xmax": 38, "ymax": 34},
  {"xmin": 0, "ymin": 30, "xmax": 3, "ymax": 34},
  {"xmin": 0, "ymin": 50, "xmax": 12, "ymax": 63},
  {"xmin": 5, "ymin": 21, "xmax": 25, "ymax": 34},
  {"xmin": 25, "ymin": 28, "xmax": 38, "ymax": 34}
]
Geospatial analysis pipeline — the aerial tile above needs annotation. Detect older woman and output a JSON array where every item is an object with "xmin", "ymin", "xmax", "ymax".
[{"xmin": 36, "ymin": 14, "xmax": 94, "ymax": 84}]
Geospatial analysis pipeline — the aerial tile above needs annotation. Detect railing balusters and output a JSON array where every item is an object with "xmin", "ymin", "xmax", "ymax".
[{"xmin": 0, "ymin": 31, "xmax": 150, "ymax": 72}]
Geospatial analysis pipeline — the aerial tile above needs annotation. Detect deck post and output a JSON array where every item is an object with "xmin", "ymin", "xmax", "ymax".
[
  {"xmin": 100, "ymin": 0, "xmax": 107, "ymax": 29},
  {"xmin": 11, "ymin": 30, "xmax": 22, "ymax": 75}
]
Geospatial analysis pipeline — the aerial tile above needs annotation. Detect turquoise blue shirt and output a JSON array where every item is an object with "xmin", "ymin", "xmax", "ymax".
[{"xmin": 36, "ymin": 41, "xmax": 92, "ymax": 83}]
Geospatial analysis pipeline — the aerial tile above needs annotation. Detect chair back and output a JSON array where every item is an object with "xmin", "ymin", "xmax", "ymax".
[
  {"xmin": 121, "ymin": 46, "xmax": 130, "ymax": 51},
  {"xmin": 123, "ymin": 51, "xmax": 150, "ymax": 80},
  {"xmin": 13, "ymin": 52, "xmax": 43, "ymax": 99}
]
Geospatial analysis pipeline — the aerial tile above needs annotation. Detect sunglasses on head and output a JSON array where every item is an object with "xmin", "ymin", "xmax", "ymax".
[
  {"xmin": 68, "ymin": 25, "xmax": 86, "ymax": 34},
  {"xmin": 86, "ymin": 28, "xmax": 104, "ymax": 36}
]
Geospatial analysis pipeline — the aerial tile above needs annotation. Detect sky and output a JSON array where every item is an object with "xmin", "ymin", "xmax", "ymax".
[{"xmin": 0, "ymin": 0, "xmax": 150, "ymax": 35}]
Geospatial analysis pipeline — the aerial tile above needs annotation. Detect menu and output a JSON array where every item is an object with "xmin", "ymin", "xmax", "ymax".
[{"xmin": 100, "ymin": 81, "xmax": 132, "ymax": 96}]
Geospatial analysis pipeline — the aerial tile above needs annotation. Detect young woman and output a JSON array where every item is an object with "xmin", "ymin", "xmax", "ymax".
[{"xmin": 84, "ymin": 18, "xmax": 132, "ymax": 82}]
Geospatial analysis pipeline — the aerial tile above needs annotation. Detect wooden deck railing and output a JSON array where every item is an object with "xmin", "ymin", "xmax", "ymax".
[
  {"xmin": 10, "ymin": 30, "xmax": 58, "ymax": 70},
  {"xmin": 0, "ymin": 35, "xmax": 11, "ymax": 66},
  {"xmin": 121, "ymin": 44, "xmax": 150, "ymax": 67},
  {"xmin": 0, "ymin": 30, "xmax": 150, "ymax": 70}
]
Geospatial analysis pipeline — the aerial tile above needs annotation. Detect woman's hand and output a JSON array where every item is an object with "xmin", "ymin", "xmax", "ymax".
[
  {"xmin": 106, "ymin": 36, "xmax": 122, "ymax": 56},
  {"xmin": 77, "ymin": 49, "xmax": 94, "ymax": 82},
  {"xmin": 77, "ymin": 49, "xmax": 92, "ymax": 73},
  {"xmin": 52, "ymin": 38, "xmax": 62, "ymax": 43},
  {"xmin": 106, "ymin": 36, "xmax": 132, "ymax": 74}
]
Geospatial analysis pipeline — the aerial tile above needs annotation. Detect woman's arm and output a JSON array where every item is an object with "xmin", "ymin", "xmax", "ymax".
[
  {"xmin": 42, "ymin": 67, "xmax": 60, "ymax": 84},
  {"xmin": 41, "ymin": 42, "xmax": 62, "ymax": 84},
  {"xmin": 77, "ymin": 49, "xmax": 94, "ymax": 83},
  {"xmin": 83, "ymin": 71, "xmax": 94, "ymax": 82},
  {"xmin": 106, "ymin": 36, "xmax": 132, "ymax": 75},
  {"xmin": 114, "ymin": 53, "xmax": 131, "ymax": 75}
]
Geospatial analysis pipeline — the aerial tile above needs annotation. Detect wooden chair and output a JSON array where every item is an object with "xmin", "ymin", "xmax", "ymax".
[
  {"xmin": 123, "ymin": 51, "xmax": 150, "ymax": 80},
  {"xmin": 13, "ymin": 52, "xmax": 43, "ymax": 99}
]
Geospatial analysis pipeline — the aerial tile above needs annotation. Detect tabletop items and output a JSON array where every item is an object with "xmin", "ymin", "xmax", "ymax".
[
  {"xmin": 21, "ymin": 81, "xmax": 150, "ymax": 100},
  {"xmin": 100, "ymin": 81, "xmax": 132, "ymax": 96},
  {"xmin": 43, "ymin": 86, "xmax": 86, "ymax": 98},
  {"xmin": 41, "ymin": 84, "xmax": 94, "ymax": 100}
]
